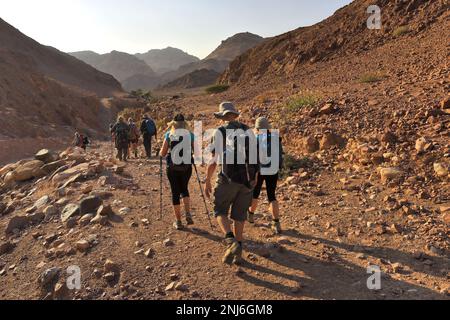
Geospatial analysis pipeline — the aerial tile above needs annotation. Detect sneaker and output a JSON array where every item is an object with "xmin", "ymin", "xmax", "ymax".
[
  {"xmin": 247, "ymin": 211, "xmax": 255, "ymax": 224},
  {"xmin": 173, "ymin": 220, "xmax": 183, "ymax": 231},
  {"xmin": 222, "ymin": 238, "xmax": 242, "ymax": 265},
  {"xmin": 271, "ymin": 221, "xmax": 282, "ymax": 235},
  {"xmin": 185, "ymin": 212, "xmax": 194, "ymax": 225}
]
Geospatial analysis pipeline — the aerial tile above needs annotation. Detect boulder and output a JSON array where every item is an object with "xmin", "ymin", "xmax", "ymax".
[
  {"xmin": 79, "ymin": 196, "xmax": 102, "ymax": 215},
  {"xmin": 0, "ymin": 241, "xmax": 15, "ymax": 255},
  {"xmin": 434, "ymin": 163, "xmax": 448, "ymax": 178},
  {"xmin": 41, "ymin": 160, "xmax": 66, "ymax": 175},
  {"xmin": 61, "ymin": 204, "xmax": 80, "ymax": 222},
  {"xmin": 75, "ymin": 240, "xmax": 90, "ymax": 252},
  {"xmin": 39, "ymin": 267, "xmax": 61, "ymax": 288},
  {"xmin": 5, "ymin": 215, "xmax": 30, "ymax": 234},
  {"xmin": 43, "ymin": 205, "xmax": 58, "ymax": 219},
  {"xmin": 303, "ymin": 136, "xmax": 320, "ymax": 153},
  {"xmin": 441, "ymin": 97, "xmax": 450, "ymax": 112},
  {"xmin": 52, "ymin": 163, "xmax": 89, "ymax": 184},
  {"xmin": 415, "ymin": 137, "xmax": 432, "ymax": 154},
  {"xmin": 34, "ymin": 196, "xmax": 50, "ymax": 209},
  {"xmin": 35, "ymin": 149, "xmax": 58, "ymax": 164},
  {"xmin": 13, "ymin": 160, "xmax": 45, "ymax": 182},
  {"xmin": 379, "ymin": 167, "xmax": 403, "ymax": 184},
  {"xmin": 320, "ymin": 133, "xmax": 347, "ymax": 150}
]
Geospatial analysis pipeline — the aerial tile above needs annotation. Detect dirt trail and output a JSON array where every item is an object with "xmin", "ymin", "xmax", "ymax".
[{"xmin": 0, "ymin": 142, "xmax": 448, "ymax": 300}]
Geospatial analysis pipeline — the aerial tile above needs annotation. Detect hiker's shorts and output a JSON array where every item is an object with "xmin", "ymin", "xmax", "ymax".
[{"xmin": 213, "ymin": 174, "xmax": 253, "ymax": 222}]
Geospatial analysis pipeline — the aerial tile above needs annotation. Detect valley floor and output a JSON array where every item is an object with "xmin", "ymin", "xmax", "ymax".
[{"xmin": 0, "ymin": 144, "xmax": 448, "ymax": 300}]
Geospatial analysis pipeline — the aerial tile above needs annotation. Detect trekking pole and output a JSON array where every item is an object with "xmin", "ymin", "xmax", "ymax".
[
  {"xmin": 193, "ymin": 164, "xmax": 214, "ymax": 230},
  {"xmin": 159, "ymin": 156, "xmax": 163, "ymax": 220}
]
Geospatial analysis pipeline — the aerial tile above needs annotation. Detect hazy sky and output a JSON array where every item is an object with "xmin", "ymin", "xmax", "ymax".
[{"xmin": 1, "ymin": 0, "xmax": 352, "ymax": 59}]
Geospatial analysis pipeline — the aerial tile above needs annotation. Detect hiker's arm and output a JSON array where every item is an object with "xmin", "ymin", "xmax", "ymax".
[
  {"xmin": 159, "ymin": 139, "xmax": 169, "ymax": 157},
  {"xmin": 204, "ymin": 156, "xmax": 217, "ymax": 199}
]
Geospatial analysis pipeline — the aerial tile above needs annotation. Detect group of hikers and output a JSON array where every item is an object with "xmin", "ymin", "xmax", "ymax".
[
  {"xmin": 109, "ymin": 115, "xmax": 158, "ymax": 161},
  {"xmin": 129, "ymin": 101, "xmax": 284, "ymax": 265}
]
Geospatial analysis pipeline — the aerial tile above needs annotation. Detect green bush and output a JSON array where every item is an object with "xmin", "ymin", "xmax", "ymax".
[
  {"xmin": 393, "ymin": 26, "xmax": 409, "ymax": 37},
  {"xmin": 284, "ymin": 94, "xmax": 320, "ymax": 112},
  {"xmin": 359, "ymin": 73, "xmax": 385, "ymax": 83},
  {"xmin": 279, "ymin": 154, "xmax": 313, "ymax": 179},
  {"xmin": 205, "ymin": 84, "xmax": 230, "ymax": 94}
]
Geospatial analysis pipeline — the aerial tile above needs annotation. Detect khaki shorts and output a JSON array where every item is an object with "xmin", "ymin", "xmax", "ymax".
[{"xmin": 213, "ymin": 174, "xmax": 253, "ymax": 222}]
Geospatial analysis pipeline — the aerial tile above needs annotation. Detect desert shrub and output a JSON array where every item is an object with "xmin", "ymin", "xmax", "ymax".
[
  {"xmin": 205, "ymin": 84, "xmax": 230, "ymax": 94},
  {"xmin": 359, "ymin": 72, "xmax": 385, "ymax": 83},
  {"xmin": 282, "ymin": 94, "xmax": 320, "ymax": 114},
  {"xmin": 393, "ymin": 26, "xmax": 409, "ymax": 37},
  {"xmin": 279, "ymin": 154, "xmax": 313, "ymax": 179}
]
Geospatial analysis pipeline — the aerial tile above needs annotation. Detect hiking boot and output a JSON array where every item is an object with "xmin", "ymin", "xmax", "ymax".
[
  {"xmin": 247, "ymin": 211, "xmax": 255, "ymax": 224},
  {"xmin": 185, "ymin": 212, "xmax": 194, "ymax": 225},
  {"xmin": 271, "ymin": 221, "xmax": 282, "ymax": 235},
  {"xmin": 222, "ymin": 238, "xmax": 241, "ymax": 265},
  {"xmin": 232, "ymin": 245, "xmax": 244, "ymax": 265},
  {"xmin": 173, "ymin": 220, "xmax": 183, "ymax": 231}
]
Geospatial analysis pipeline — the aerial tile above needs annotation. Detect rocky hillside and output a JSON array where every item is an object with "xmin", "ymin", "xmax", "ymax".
[
  {"xmin": 205, "ymin": 32, "xmax": 264, "ymax": 62},
  {"xmin": 159, "ymin": 32, "xmax": 264, "ymax": 89},
  {"xmin": 161, "ymin": 69, "xmax": 220, "ymax": 90},
  {"xmin": 221, "ymin": 0, "xmax": 448, "ymax": 85},
  {"xmin": 0, "ymin": 18, "xmax": 123, "ymax": 147},
  {"xmin": 135, "ymin": 47, "xmax": 200, "ymax": 75}
]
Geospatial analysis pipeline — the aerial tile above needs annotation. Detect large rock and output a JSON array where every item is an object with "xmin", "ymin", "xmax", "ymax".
[
  {"xmin": 35, "ymin": 149, "xmax": 58, "ymax": 164},
  {"xmin": 415, "ymin": 137, "xmax": 432, "ymax": 154},
  {"xmin": 34, "ymin": 196, "xmax": 50, "ymax": 209},
  {"xmin": 52, "ymin": 163, "xmax": 89, "ymax": 184},
  {"xmin": 434, "ymin": 163, "xmax": 448, "ymax": 178},
  {"xmin": 441, "ymin": 97, "xmax": 450, "ymax": 112},
  {"xmin": 41, "ymin": 160, "xmax": 66, "ymax": 175},
  {"xmin": 13, "ymin": 160, "xmax": 45, "ymax": 182},
  {"xmin": 5, "ymin": 215, "xmax": 30, "ymax": 234},
  {"xmin": 0, "ymin": 202, "xmax": 6, "ymax": 215},
  {"xmin": 61, "ymin": 204, "xmax": 80, "ymax": 222},
  {"xmin": 79, "ymin": 196, "xmax": 103, "ymax": 215},
  {"xmin": 303, "ymin": 136, "xmax": 320, "ymax": 153},
  {"xmin": 379, "ymin": 167, "xmax": 403, "ymax": 184},
  {"xmin": 0, "ymin": 163, "xmax": 17, "ymax": 177},
  {"xmin": 0, "ymin": 241, "xmax": 15, "ymax": 255},
  {"xmin": 320, "ymin": 133, "xmax": 347, "ymax": 150}
]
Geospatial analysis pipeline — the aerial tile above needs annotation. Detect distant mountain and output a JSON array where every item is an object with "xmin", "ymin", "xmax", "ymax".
[
  {"xmin": 0, "ymin": 18, "xmax": 123, "ymax": 141},
  {"xmin": 70, "ymin": 50, "xmax": 156, "ymax": 82},
  {"xmin": 159, "ymin": 32, "xmax": 265, "ymax": 88},
  {"xmin": 135, "ymin": 47, "xmax": 199, "ymax": 74},
  {"xmin": 205, "ymin": 32, "xmax": 264, "ymax": 62},
  {"xmin": 161, "ymin": 69, "xmax": 220, "ymax": 90}
]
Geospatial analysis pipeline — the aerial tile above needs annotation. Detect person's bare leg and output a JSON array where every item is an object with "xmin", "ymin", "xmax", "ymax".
[
  {"xmin": 173, "ymin": 205, "xmax": 182, "ymax": 221},
  {"xmin": 182, "ymin": 197, "xmax": 191, "ymax": 214},
  {"xmin": 250, "ymin": 199, "xmax": 259, "ymax": 214},
  {"xmin": 217, "ymin": 215, "xmax": 232, "ymax": 235},
  {"xmin": 270, "ymin": 201, "xmax": 280, "ymax": 220},
  {"xmin": 233, "ymin": 220, "xmax": 245, "ymax": 242}
]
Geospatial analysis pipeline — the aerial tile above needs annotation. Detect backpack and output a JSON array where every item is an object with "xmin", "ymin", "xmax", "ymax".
[
  {"xmin": 258, "ymin": 131, "xmax": 283, "ymax": 176},
  {"xmin": 217, "ymin": 122, "xmax": 259, "ymax": 188},
  {"xmin": 167, "ymin": 132, "xmax": 192, "ymax": 171},
  {"xmin": 129, "ymin": 123, "xmax": 139, "ymax": 140},
  {"xmin": 115, "ymin": 123, "xmax": 129, "ymax": 145},
  {"xmin": 145, "ymin": 119, "xmax": 156, "ymax": 136}
]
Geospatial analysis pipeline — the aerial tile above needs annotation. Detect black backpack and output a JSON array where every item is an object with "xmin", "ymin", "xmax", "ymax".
[
  {"xmin": 115, "ymin": 123, "xmax": 129, "ymax": 144},
  {"xmin": 258, "ymin": 131, "xmax": 283, "ymax": 173},
  {"xmin": 167, "ymin": 133, "xmax": 192, "ymax": 171},
  {"xmin": 217, "ymin": 122, "xmax": 259, "ymax": 188}
]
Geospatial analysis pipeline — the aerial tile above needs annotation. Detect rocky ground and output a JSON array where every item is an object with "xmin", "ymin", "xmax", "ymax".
[{"xmin": 0, "ymin": 141, "xmax": 448, "ymax": 300}]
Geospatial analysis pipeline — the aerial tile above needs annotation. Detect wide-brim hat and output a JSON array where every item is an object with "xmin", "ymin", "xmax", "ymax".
[
  {"xmin": 214, "ymin": 102, "xmax": 240, "ymax": 119},
  {"xmin": 255, "ymin": 117, "xmax": 271, "ymax": 130}
]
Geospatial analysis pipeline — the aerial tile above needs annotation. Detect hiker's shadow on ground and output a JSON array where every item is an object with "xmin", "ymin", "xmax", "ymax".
[
  {"xmin": 283, "ymin": 229, "xmax": 449, "ymax": 280},
  {"xmin": 186, "ymin": 227, "xmax": 447, "ymax": 300}
]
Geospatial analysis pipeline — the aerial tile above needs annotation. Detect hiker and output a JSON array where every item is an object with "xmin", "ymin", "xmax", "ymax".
[
  {"xmin": 248, "ymin": 117, "xmax": 284, "ymax": 234},
  {"xmin": 159, "ymin": 114, "xmax": 195, "ymax": 230},
  {"xmin": 73, "ymin": 132, "xmax": 89, "ymax": 151},
  {"xmin": 128, "ymin": 118, "xmax": 140, "ymax": 158},
  {"xmin": 140, "ymin": 114, "xmax": 157, "ymax": 158},
  {"xmin": 111, "ymin": 117, "xmax": 130, "ymax": 161},
  {"xmin": 204, "ymin": 102, "xmax": 259, "ymax": 265}
]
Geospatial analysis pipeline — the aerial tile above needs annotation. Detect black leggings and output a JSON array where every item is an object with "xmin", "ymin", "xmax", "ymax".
[
  {"xmin": 253, "ymin": 174, "xmax": 279, "ymax": 203},
  {"xmin": 167, "ymin": 165, "xmax": 192, "ymax": 205}
]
